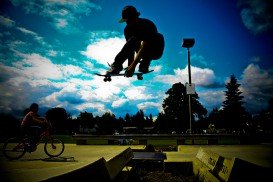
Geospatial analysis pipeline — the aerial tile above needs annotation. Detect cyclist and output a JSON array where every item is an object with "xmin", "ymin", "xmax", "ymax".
[{"xmin": 21, "ymin": 103, "xmax": 50, "ymax": 150}]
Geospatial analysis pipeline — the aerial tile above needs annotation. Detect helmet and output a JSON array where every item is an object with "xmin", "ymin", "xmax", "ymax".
[{"xmin": 119, "ymin": 5, "xmax": 140, "ymax": 23}]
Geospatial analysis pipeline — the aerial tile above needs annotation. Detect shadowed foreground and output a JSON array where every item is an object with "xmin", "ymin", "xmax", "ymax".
[{"xmin": 0, "ymin": 144, "xmax": 272, "ymax": 181}]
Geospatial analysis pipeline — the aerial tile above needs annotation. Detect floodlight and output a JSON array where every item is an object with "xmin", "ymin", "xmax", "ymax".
[{"xmin": 182, "ymin": 38, "xmax": 195, "ymax": 48}]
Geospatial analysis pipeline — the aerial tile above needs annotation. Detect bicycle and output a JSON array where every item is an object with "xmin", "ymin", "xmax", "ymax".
[{"xmin": 3, "ymin": 123, "xmax": 65, "ymax": 160}]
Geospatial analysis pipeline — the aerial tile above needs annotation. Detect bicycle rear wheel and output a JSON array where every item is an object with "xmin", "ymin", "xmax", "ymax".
[
  {"xmin": 44, "ymin": 138, "xmax": 65, "ymax": 157},
  {"xmin": 3, "ymin": 137, "xmax": 27, "ymax": 160}
]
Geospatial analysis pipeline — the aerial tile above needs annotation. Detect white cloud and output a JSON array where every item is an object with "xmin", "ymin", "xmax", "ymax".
[
  {"xmin": 154, "ymin": 66, "xmax": 216, "ymax": 86},
  {"xmin": 124, "ymin": 86, "xmax": 153, "ymax": 100},
  {"xmin": 90, "ymin": 75, "xmax": 131, "ymax": 102},
  {"xmin": 238, "ymin": 0, "xmax": 273, "ymax": 34},
  {"xmin": 17, "ymin": 27, "xmax": 45, "ymax": 45},
  {"xmin": 240, "ymin": 63, "xmax": 273, "ymax": 112},
  {"xmin": 56, "ymin": 18, "xmax": 68, "ymax": 28},
  {"xmin": 15, "ymin": 53, "xmax": 84, "ymax": 79},
  {"xmin": 12, "ymin": 53, "xmax": 63, "ymax": 80},
  {"xmin": 40, "ymin": 83, "xmax": 81, "ymax": 105},
  {"xmin": 137, "ymin": 102, "xmax": 162, "ymax": 112},
  {"xmin": 198, "ymin": 90, "xmax": 225, "ymax": 112},
  {"xmin": 82, "ymin": 37, "xmax": 125, "ymax": 67},
  {"xmin": 94, "ymin": 85, "xmax": 121, "ymax": 101},
  {"xmin": 17, "ymin": 27, "xmax": 37, "ymax": 36},
  {"xmin": 84, "ymin": 61, "xmax": 94, "ymax": 70},
  {"xmin": 10, "ymin": 0, "xmax": 101, "ymax": 33},
  {"xmin": 151, "ymin": 65, "xmax": 162, "ymax": 72},
  {"xmin": 75, "ymin": 103, "xmax": 110, "ymax": 116},
  {"xmin": 112, "ymin": 98, "xmax": 128, "ymax": 108},
  {"xmin": 0, "ymin": 62, "xmax": 64, "ymax": 113},
  {"xmin": 48, "ymin": 50, "xmax": 57, "ymax": 57},
  {"xmin": 7, "ymin": 40, "xmax": 27, "ymax": 50},
  {"xmin": 62, "ymin": 65, "xmax": 84, "ymax": 76},
  {"xmin": 0, "ymin": 15, "xmax": 15, "ymax": 27}
]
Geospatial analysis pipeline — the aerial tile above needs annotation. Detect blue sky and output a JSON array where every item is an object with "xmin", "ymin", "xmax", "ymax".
[{"xmin": 0, "ymin": 0, "xmax": 273, "ymax": 118}]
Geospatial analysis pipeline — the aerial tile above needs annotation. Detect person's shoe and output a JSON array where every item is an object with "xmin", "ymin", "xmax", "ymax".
[
  {"xmin": 138, "ymin": 60, "xmax": 151, "ymax": 73},
  {"xmin": 106, "ymin": 64, "xmax": 123, "ymax": 75}
]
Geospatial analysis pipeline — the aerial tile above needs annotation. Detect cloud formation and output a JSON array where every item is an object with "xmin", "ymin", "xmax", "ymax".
[
  {"xmin": 9, "ymin": 0, "xmax": 101, "ymax": 33},
  {"xmin": 238, "ymin": 0, "xmax": 273, "ymax": 34},
  {"xmin": 154, "ymin": 66, "xmax": 216, "ymax": 87},
  {"xmin": 240, "ymin": 63, "xmax": 273, "ymax": 112},
  {"xmin": 82, "ymin": 37, "xmax": 125, "ymax": 67},
  {"xmin": 0, "ymin": 15, "xmax": 15, "ymax": 27}
]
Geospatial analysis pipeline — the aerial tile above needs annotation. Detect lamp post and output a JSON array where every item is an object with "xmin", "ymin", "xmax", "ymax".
[{"xmin": 182, "ymin": 38, "xmax": 195, "ymax": 134}]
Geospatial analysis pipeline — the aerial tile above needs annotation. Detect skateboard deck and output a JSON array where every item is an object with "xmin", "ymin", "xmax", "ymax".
[{"xmin": 95, "ymin": 70, "xmax": 154, "ymax": 82}]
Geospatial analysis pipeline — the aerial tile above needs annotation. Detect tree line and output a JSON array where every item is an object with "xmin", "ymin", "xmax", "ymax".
[{"xmin": 0, "ymin": 74, "xmax": 272, "ymax": 138}]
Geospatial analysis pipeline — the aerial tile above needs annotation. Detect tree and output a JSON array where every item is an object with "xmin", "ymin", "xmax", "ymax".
[
  {"xmin": 124, "ymin": 113, "xmax": 131, "ymax": 123},
  {"xmin": 77, "ymin": 111, "xmax": 95, "ymax": 128},
  {"xmin": 156, "ymin": 82, "xmax": 207, "ymax": 133},
  {"xmin": 146, "ymin": 114, "xmax": 154, "ymax": 127},
  {"xmin": 0, "ymin": 113, "xmax": 20, "ymax": 138},
  {"xmin": 255, "ymin": 98, "xmax": 273, "ymax": 135},
  {"xmin": 208, "ymin": 108, "xmax": 221, "ymax": 128},
  {"xmin": 45, "ymin": 107, "xmax": 69, "ymax": 134},
  {"xmin": 131, "ymin": 110, "xmax": 146, "ymax": 129},
  {"xmin": 99, "ymin": 112, "xmax": 118, "ymax": 134},
  {"xmin": 221, "ymin": 74, "xmax": 247, "ymax": 130}
]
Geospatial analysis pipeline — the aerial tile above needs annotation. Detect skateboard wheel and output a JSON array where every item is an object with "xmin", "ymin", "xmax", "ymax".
[
  {"xmin": 107, "ymin": 77, "xmax": 112, "ymax": 82},
  {"xmin": 103, "ymin": 78, "xmax": 107, "ymax": 82}
]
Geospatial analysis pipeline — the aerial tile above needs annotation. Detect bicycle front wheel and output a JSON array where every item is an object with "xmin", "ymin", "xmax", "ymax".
[
  {"xmin": 3, "ymin": 137, "xmax": 27, "ymax": 160},
  {"xmin": 44, "ymin": 138, "xmax": 65, "ymax": 157}
]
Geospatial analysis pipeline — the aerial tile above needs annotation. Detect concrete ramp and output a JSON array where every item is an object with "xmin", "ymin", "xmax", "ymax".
[
  {"xmin": 194, "ymin": 147, "xmax": 273, "ymax": 182},
  {"xmin": 44, "ymin": 147, "xmax": 133, "ymax": 181}
]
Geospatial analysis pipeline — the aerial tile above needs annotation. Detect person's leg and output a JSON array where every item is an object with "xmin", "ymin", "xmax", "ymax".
[
  {"xmin": 138, "ymin": 42, "xmax": 154, "ymax": 73},
  {"xmin": 29, "ymin": 126, "xmax": 42, "ymax": 147},
  {"xmin": 138, "ymin": 58, "xmax": 152, "ymax": 73},
  {"xmin": 108, "ymin": 37, "xmax": 140, "ymax": 74},
  {"xmin": 138, "ymin": 33, "xmax": 164, "ymax": 73}
]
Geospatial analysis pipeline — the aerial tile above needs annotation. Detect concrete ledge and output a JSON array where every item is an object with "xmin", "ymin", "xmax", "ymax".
[
  {"xmin": 193, "ymin": 158, "xmax": 220, "ymax": 182},
  {"xmin": 194, "ymin": 147, "xmax": 273, "ymax": 182},
  {"xmin": 107, "ymin": 147, "xmax": 133, "ymax": 179},
  {"xmin": 73, "ymin": 134, "xmax": 244, "ymax": 146},
  {"xmin": 44, "ymin": 147, "xmax": 133, "ymax": 181}
]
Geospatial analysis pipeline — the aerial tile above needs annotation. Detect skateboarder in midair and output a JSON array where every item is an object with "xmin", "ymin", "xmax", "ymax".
[{"xmin": 106, "ymin": 5, "xmax": 165, "ymax": 77}]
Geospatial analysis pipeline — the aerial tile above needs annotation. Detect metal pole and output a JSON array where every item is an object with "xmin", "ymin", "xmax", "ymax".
[
  {"xmin": 187, "ymin": 48, "xmax": 192, "ymax": 84},
  {"xmin": 187, "ymin": 48, "xmax": 192, "ymax": 134},
  {"xmin": 182, "ymin": 38, "xmax": 194, "ymax": 135},
  {"xmin": 188, "ymin": 96, "xmax": 192, "ymax": 134}
]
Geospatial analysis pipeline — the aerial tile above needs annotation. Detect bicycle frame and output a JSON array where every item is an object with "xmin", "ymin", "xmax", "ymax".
[
  {"xmin": 3, "ymin": 123, "xmax": 65, "ymax": 160},
  {"xmin": 22, "ymin": 124, "xmax": 52, "ymax": 150}
]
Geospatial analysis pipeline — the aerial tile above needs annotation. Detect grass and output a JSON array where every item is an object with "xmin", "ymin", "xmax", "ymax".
[{"xmin": 53, "ymin": 135, "xmax": 76, "ymax": 144}]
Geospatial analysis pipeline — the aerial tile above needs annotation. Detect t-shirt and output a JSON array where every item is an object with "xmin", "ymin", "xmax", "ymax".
[
  {"xmin": 124, "ymin": 18, "xmax": 158, "ymax": 42},
  {"xmin": 21, "ymin": 111, "xmax": 35, "ymax": 127},
  {"xmin": 124, "ymin": 18, "xmax": 164, "ymax": 60}
]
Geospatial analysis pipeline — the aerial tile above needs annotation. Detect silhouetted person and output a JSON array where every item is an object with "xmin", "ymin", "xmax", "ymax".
[
  {"xmin": 107, "ymin": 5, "xmax": 164, "ymax": 77},
  {"xmin": 21, "ymin": 103, "xmax": 50, "ymax": 148}
]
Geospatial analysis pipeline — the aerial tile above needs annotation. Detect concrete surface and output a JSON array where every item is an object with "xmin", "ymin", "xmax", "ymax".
[{"xmin": 0, "ymin": 144, "xmax": 273, "ymax": 181}]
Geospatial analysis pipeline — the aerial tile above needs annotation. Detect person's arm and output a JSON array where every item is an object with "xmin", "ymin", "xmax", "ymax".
[
  {"xmin": 32, "ymin": 115, "xmax": 46, "ymax": 124},
  {"xmin": 125, "ymin": 41, "xmax": 147, "ymax": 77}
]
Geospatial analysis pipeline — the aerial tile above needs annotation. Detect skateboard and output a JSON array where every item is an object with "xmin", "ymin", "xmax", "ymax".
[{"xmin": 95, "ymin": 70, "xmax": 154, "ymax": 82}]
